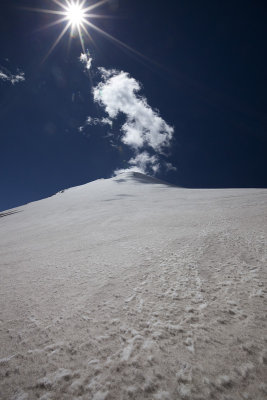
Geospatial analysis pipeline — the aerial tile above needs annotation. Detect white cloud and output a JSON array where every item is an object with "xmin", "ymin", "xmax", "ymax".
[
  {"xmin": 79, "ymin": 51, "xmax": 92, "ymax": 70},
  {"xmin": 114, "ymin": 152, "xmax": 160, "ymax": 175},
  {"xmin": 11, "ymin": 73, "xmax": 25, "ymax": 85},
  {"xmin": 81, "ymin": 66, "xmax": 175, "ymax": 175},
  {"xmin": 79, "ymin": 116, "xmax": 113, "ymax": 132},
  {"xmin": 165, "ymin": 162, "xmax": 177, "ymax": 172},
  {"xmin": 0, "ymin": 71, "xmax": 8, "ymax": 81},
  {"xmin": 0, "ymin": 67, "xmax": 25, "ymax": 85},
  {"xmin": 114, "ymin": 166, "xmax": 144, "ymax": 175},
  {"xmin": 86, "ymin": 116, "xmax": 113, "ymax": 127},
  {"xmin": 129, "ymin": 152, "xmax": 160, "ymax": 173},
  {"xmin": 93, "ymin": 68, "xmax": 174, "ymax": 153}
]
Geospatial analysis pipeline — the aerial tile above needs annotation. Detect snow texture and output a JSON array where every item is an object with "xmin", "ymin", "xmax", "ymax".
[{"xmin": 0, "ymin": 171, "xmax": 266, "ymax": 399}]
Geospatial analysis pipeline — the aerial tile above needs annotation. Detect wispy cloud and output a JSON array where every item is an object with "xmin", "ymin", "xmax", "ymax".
[
  {"xmin": 0, "ymin": 66, "xmax": 25, "ymax": 85},
  {"xmin": 86, "ymin": 116, "xmax": 113, "ymax": 127},
  {"xmin": 129, "ymin": 152, "xmax": 160, "ymax": 173},
  {"xmin": 115, "ymin": 151, "xmax": 160, "ymax": 175},
  {"xmin": 79, "ymin": 116, "xmax": 113, "ymax": 133},
  {"xmin": 79, "ymin": 51, "xmax": 93, "ymax": 71},
  {"xmin": 165, "ymin": 162, "xmax": 177, "ymax": 172}
]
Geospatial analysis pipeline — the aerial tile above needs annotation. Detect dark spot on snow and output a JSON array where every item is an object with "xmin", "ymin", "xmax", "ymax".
[
  {"xmin": 0, "ymin": 210, "xmax": 22, "ymax": 218},
  {"xmin": 102, "ymin": 198, "xmax": 119, "ymax": 202},
  {"xmin": 115, "ymin": 178, "xmax": 127, "ymax": 183},
  {"xmin": 117, "ymin": 194, "xmax": 136, "ymax": 197}
]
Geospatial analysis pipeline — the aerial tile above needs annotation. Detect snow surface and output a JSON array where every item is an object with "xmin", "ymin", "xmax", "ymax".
[{"xmin": 0, "ymin": 171, "xmax": 266, "ymax": 400}]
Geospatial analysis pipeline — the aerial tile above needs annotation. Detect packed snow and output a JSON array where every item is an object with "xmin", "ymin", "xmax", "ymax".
[{"xmin": 0, "ymin": 171, "xmax": 266, "ymax": 399}]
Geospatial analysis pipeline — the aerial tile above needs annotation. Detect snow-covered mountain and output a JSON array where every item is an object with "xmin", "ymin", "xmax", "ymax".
[{"xmin": 0, "ymin": 172, "xmax": 266, "ymax": 400}]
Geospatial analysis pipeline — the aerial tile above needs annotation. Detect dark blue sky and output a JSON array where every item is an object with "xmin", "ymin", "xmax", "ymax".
[{"xmin": 0, "ymin": 0, "xmax": 266, "ymax": 211}]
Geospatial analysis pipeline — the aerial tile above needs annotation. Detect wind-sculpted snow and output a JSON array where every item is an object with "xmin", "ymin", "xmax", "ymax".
[{"xmin": 0, "ymin": 172, "xmax": 266, "ymax": 399}]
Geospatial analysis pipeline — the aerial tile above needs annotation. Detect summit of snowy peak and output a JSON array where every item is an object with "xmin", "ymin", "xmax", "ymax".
[
  {"xmin": 112, "ymin": 170, "xmax": 175, "ymax": 186},
  {"xmin": 51, "ymin": 171, "xmax": 176, "ymax": 198}
]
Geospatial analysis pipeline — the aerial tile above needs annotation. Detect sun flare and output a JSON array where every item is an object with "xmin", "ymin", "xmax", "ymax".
[
  {"xmin": 65, "ymin": 3, "xmax": 86, "ymax": 28},
  {"xmin": 22, "ymin": 0, "xmax": 105, "ymax": 59},
  {"xmin": 23, "ymin": 0, "xmax": 144, "ymax": 63}
]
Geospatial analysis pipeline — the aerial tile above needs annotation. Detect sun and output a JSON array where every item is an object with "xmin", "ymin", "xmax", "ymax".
[
  {"xmin": 23, "ymin": 0, "xmax": 145, "ymax": 64},
  {"xmin": 65, "ymin": 3, "xmax": 86, "ymax": 28},
  {"xmin": 22, "ymin": 0, "xmax": 107, "ymax": 59}
]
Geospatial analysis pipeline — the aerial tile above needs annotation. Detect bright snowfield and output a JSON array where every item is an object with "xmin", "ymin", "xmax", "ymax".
[{"xmin": 0, "ymin": 172, "xmax": 266, "ymax": 400}]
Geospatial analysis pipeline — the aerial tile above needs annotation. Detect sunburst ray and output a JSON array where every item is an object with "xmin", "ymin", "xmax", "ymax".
[
  {"xmin": 83, "ymin": 0, "xmax": 109, "ymax": 13},
  {"xmin": 20, "ymin": 7, "xmax": 66, "ymax": 16},
  {"xmin": 23, "ymin": 0, "xmax": 151, "ymax": 67},
  {"xmin": 51, "ymin": 0, "xmax": 69, "ymax": 10},
  {"xmin": 43, "ymin": 21, "xmax": 71, "ymax": 62}
]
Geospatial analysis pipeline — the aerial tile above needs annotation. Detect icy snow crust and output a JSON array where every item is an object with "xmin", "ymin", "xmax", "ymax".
[{"xmin": 0, "ymin": 172, "xmax": 266, "ymax": 400}]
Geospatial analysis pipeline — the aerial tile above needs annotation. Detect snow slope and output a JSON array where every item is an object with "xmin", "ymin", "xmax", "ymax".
[{"xmin": 0, "ymin": 171, "xmax": 266, "ymax": 400}]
